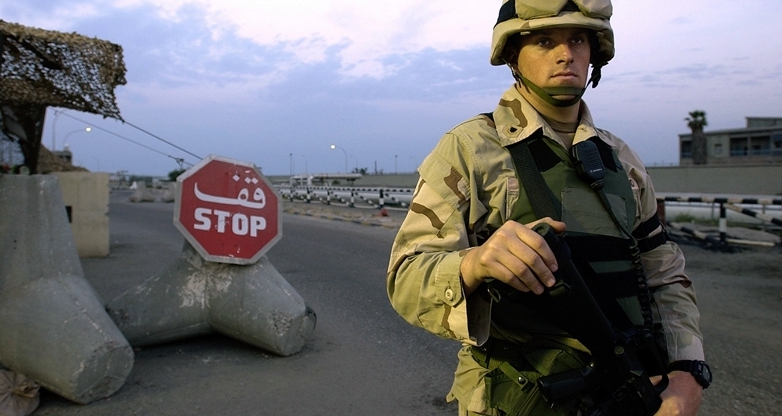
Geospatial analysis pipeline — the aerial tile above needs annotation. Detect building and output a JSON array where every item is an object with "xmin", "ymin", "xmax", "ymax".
[
  {"xmin": 53, "ymin": 148, "xmax": 73, "ymax": 163},
  {"xmin": 679, "ymin": 117, "xmax": 782, "ymax": 165}
]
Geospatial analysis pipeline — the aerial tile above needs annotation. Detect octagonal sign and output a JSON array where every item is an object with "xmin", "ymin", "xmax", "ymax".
[{"xmin": 174, "ymin": 155, "xmax": 281, "ymax": 265}]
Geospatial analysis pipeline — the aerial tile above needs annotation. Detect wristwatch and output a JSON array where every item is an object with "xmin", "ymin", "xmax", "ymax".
[{"xmin": 668, "ymin": 360, "xmax": 712, "ymax": 389}]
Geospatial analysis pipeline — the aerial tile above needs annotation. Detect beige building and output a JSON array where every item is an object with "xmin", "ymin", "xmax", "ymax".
[{"xmin": 679, "ymin": 117, "xmax": 782, "ymax": 165}]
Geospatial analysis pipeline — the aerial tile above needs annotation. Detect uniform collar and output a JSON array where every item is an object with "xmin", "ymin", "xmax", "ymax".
[{"xmin": 492, "ymin": 84, "xmax": 615, "ymax": 149}]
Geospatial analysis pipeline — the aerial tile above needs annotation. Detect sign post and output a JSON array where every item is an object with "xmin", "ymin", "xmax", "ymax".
[
  {"xmin": 174, "ymin": 155, "xmax": 281, "ymax": 265},
  {"xmin": 108, "ymin": 155, "xmax": 314, "ymax": 356}
]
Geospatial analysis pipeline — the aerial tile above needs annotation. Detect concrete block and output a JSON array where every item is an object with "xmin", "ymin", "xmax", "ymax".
[
  {"xmin": 0, "ymin": 175, "xmax": 133, "ymax": 404},
  {"xmin": 106, "ymin": 242, "xmax": 316, "ymax": 357},
  {"xmin": 52, "ymin": 172, "xmax": 110, "ymax": 257},
  {"xmin": 160, "ymin": 182, "xmax": 176, "ymax": 203},
  {"xmin": 129, "ymin": 182, "xmax": 155, "ymax": 203}
]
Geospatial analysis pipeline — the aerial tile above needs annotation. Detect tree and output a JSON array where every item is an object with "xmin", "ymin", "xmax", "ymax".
[
  {"xmin": 168, "ymin": 168, "xmax": 186, "ymax": 181},
  {"xmin": 686, "ymin": 110, "xmax": 708, "ymax": 165}
]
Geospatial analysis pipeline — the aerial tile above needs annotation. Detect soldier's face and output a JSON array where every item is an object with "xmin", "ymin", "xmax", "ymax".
[{"xmin": 515, "ymin": 27, "xmax": 591, "ymax": 98}]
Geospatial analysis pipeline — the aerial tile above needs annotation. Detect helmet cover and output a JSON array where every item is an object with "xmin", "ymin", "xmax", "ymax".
[{"xmin": 490, "ymin": 0, "xmax": 614, "ymax": 67}]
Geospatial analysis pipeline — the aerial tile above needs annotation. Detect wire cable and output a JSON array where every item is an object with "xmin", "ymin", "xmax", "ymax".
[
  {"xmin": 55, "ymin": 110, "xmax": 198, "ymax": 166},
  {"xmin": 120, "ymin": 119, "xmax": 202, "ymax": 160}
]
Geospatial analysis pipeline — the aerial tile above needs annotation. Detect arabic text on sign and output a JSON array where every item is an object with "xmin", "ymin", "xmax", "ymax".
[{"xmin": 194, "ymin": 183, "xmax": 265, "ymax": 209}]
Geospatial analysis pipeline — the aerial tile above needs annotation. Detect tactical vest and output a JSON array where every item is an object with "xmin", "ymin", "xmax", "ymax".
[{"xmin": 491, "ymin": 130, "xmax": 655, "ymax": 337}]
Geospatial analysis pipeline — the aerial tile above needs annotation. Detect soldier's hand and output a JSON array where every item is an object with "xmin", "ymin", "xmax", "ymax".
[
  {"xmin": 460, "ymin": 217, "xmax": 565, "ymax": 296},
  {"xmin": 650, "ymin": 371, "xmax": 703, "ymax": 416}
]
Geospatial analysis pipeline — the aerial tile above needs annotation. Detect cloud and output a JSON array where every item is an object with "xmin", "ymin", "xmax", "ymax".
[
  {"xmin": 113, "ymin": 0, "xmax": 496, "ymax": 79},
  {"xmin": 4, "ymin": 0, "xmax": 782, "ymax": 175}
]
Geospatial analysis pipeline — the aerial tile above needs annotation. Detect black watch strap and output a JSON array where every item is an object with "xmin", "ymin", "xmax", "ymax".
[{"xmin": 668, "ymin": 360, "xmax": 712, "ymax": 389}]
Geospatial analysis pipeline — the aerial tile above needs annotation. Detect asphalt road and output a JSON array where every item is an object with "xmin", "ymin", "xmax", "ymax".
[
  {"xmin": 34, "ymin": 191, "xmax": 459, "ymax": 415},
  {"xmin": 32, "ymin": 190, "xmax": 782, "ymax": 415}
]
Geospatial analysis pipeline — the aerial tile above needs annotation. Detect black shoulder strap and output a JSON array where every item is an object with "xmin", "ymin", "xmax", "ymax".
[{"xmin": 506, "ymin": 131, "xmax": 561, "ymax": 221}]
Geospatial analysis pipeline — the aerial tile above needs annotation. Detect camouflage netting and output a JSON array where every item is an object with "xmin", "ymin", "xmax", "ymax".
[
  {"xmin": 0, "ymin": 19, "xmax": 126, "ymax": 118},
  {"xmin": 0, "ymin": 20, "xmax": 126, "ymax": 173}
]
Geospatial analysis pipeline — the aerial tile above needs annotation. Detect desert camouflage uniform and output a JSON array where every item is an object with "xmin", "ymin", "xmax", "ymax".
[{"xmin": 387, "ymin": 85, "xmax": 704, "ymax": 414}]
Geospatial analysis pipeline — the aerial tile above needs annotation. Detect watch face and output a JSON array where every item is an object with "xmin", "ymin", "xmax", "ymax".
[
  {"xmin": 698, "ymin": 361, "xmax": 713, "ymax": 384},
  {"xmin": 671, "ymin": 360, "xmax": 712, "ymax": 388}
]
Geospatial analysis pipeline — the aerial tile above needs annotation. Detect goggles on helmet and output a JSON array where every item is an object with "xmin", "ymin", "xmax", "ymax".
[
  {"xmin": 490, "ymin": 0, "xmax": 614, "ymax": 68},
  {"xmin": 491, "ymin": 0, "xmax": 615, "ymax": 106}
]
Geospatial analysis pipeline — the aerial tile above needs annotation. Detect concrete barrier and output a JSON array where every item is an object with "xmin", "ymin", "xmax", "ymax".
[
  {"xmin": 52, "ymin": 172, "xmax": 110, "ymax": 257},
  {"xmin": 0, "ymin": 175, "xmax": 133, "ymax": 404},
  {"xmin": 160, "ymin": 182, "xmax": 177, "ymax": 203},
  {"xmin": 106, "ymin": 241, "xmax": 316, "ymax": 357},
  {"xmin": 129, "ymin": 181, "xmax": 155, "ymax": 202}
]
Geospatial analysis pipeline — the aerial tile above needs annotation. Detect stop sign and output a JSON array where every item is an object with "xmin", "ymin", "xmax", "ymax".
[{"xmin": 174, "ymin": 155, "xmax": 282, "ymax": 265}]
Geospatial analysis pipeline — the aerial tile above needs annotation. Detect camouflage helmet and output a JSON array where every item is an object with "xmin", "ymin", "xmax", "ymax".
[{"xmin": 490, "ymin": 0, "xmax": 615, "ymax": 69}]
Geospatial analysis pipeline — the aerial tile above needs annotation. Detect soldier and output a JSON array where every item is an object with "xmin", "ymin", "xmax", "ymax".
[{"xmin": 387, "ymin": 1, "xmax": 709, "ymax": 415}]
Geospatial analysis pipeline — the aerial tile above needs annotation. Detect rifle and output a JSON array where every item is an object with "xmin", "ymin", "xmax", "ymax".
[{"xmin": 498, "ymin": 223, "xmax": 668, "ymax": 416}]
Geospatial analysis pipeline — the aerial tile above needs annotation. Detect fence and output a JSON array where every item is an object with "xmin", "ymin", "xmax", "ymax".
[
  {"xmin": 275, "ymin": 184, "xmax": 782, "ymax": 247},
  {"xmin": 658, "ymin": 194, "xmax": 781, "ymax": 247},
  {"xmin": 276, "ymin": 185, "xmax": 414, "ymax": 210}
]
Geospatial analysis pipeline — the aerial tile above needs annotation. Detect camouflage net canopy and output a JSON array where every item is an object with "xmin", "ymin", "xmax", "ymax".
[
  {"xmin": 0, "ymin": 19, "xmax": 126, "ymax": 119},
  {"xmin": 0, "ymin": 20, "xmax": 126, "ymax": 173}
]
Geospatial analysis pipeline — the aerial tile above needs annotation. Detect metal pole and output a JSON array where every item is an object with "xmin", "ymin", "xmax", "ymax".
[
  {"xmin": 719, "ymin": 202, "xmax": 727, "ymax": 244},
  {"xmin": 301, "ymin": 155, "xmax": 308, "ymax": 185},
  {"xmin": 51, "ymin": 109, "xmax": 62, "ymax": 150},
  {"xmin": 330, "ymin": 144, "xmax": 347, "ymax": 173},
  {"xmin": 62, "ymin": 127, "xmax": 91, "ymax": 149}
]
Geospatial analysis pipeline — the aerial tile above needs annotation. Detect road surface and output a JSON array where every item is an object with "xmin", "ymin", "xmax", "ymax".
[{"xmin": 31, "ymin": 190, "xmax": 782, "ymax": 415}]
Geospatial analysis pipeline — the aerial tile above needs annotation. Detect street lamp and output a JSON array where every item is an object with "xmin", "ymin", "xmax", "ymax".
[
  {"xmin": 330, "ymin": 144, "xmax": 348, "ymax": 173},
  {"xmin": 300, "ymin": 154, "xmax": 308, "ymax": 176},
  {"xmin": 289, "ymin": 153, "xmax": 294, "ymax": 186},
  {"xmin": 51, "ymin": 109, "xmax": 63, "ymax": 150},
  {"xmin": 350, "ymin": 155, "xmax": 358, "ymax": 171},
  {"xmin": 62, "ymin": 126, "xmax": 92, "ymax": 149}
]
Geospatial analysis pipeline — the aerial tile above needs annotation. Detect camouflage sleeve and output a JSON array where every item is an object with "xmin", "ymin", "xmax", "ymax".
[
  {"xmin": 387, "ymin": 129, "xmax": 490, "ymax": 345},
  {"xmin": 611, "ymin": 132, "xmax": 705, "ymax": 362},
  {"xmin": 647, "ymin": 245, "xmax": 705, "ymax": 361}
]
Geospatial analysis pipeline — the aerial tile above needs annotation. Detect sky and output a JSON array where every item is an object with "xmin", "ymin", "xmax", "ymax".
[{"xmin": 3, "ymin": 0, "xmax": 782, "ymax": 176}]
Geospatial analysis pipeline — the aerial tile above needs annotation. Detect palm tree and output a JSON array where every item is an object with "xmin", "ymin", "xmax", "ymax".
[{"xmin": 686, "ymin": 110, "xmax": 708, "ymax": 165}]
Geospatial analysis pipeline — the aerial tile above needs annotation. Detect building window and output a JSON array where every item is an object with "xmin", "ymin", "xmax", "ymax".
[
  {"xmin": 681, "ymin": 141, "xmax": 692, "ymax": 158},
  {"xmin": 713, "ymin": 143, "xmax": 723, "ymax": 155},
  {"xmin": 730, "ymin": 137, "xmax": 748, "ymax": 156},
  {"xmin": 773, "ymin": 133, "xmax": 782, "ymax": 156},
  {"xmin": 750, "ymin": 136, "xmax": 771, "ymax": 155}
]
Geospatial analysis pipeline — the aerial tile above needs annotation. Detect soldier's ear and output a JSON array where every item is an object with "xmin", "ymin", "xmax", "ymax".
[{"xmin": 501, "ymin": 33, "xmax": 523, "ymax": 66}]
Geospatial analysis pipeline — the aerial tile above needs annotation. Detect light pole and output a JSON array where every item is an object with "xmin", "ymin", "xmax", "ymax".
[
  {"xmin": 62, "ymin": 127, "xmax": 92, "ymax": 149},
  {"xmin": 51, "ymin": 109, "xmax": 63, "ymax": 150},
  {"xmin": 300, "ymin": 154, "xmax": 308, "ymax": 176},
  {"xmin": 300, "ymin": 154, "xmax": 309, "ymax": 187},
  {"xmin": 289, "ymin": 153, "xmax": 294, "ymax": 186},
  {"xmin": 330, "ymin": 144, "xmax": 348, "ymax": 173},
  {"xmin": 395, "ymin": 155, "xmax": 398, "ymax": 174}
]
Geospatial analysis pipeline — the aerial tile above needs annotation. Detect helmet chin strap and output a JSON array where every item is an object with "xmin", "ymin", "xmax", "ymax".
[
  {"xmin": 519, "ymin": 75, "xmax": 584, "ymax": 107},
  {"xmin": 507, "ymin": 63, "xmax": 602, "ymax": 108}
]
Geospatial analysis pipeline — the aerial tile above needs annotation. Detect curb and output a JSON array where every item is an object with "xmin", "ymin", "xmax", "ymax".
[{"xmin": 281, "ymin": 206, "xmax": 400, "ymax": 229}]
